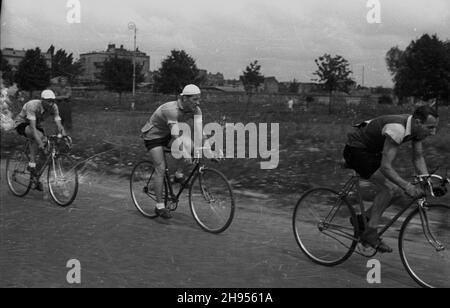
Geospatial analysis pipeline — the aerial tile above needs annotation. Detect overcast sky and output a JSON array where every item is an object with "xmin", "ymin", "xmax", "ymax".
[{"xmin": 1, "ymin": 0, "xmax": 449, "ymax": 86}]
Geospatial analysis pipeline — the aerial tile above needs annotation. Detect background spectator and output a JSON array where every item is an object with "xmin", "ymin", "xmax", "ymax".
[{"xmin": 52, "ymin": 77, "xmax": 73, "ymax": 130}]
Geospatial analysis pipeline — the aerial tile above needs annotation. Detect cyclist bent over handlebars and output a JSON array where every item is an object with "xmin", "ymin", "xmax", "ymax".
[
  {"xmin": 14, "ymin": 90, "xmax": 67, "ymax": 191},
  {"xmin": 140, "ymin": 84, "xmax": 214, "ymax": 219}
]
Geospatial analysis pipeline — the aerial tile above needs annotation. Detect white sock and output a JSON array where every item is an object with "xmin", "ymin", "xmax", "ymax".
[
  {"xmin": 156, "ymin": 203, "xmax": 165, "ymax": 210},
  {"xmin": 28, "ymin": 162, "xmax": 36, "ymax": 168}
]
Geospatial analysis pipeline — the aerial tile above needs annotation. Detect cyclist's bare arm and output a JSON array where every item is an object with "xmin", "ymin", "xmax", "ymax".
[
  {"xmin": 193, "ymin": 111, "xmax": 213, "ymax": 155},
  {"xmin": 52, "ymin": 104, "xmax": 66, "ymax": 136},
  {"xmin": 29, "ymin": 120, "xmax": 45, "ymax": 149},
  {"xmin": 411, "ymin": 140, "xmax": 428, "ymax": 175},
  {"xmin": 380, "ymin": 137, "xmax": 410, "ymax": 190},
  {"xmin": 54, "ymin": 119, "xmax": 66, "ymax": 136}
]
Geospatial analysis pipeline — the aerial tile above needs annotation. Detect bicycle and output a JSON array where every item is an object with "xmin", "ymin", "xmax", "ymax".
[
  {"xmin": 130, "ymin": 147, "xmax": 235, "ymax": 234},
  {"xmin": 293, "ymin": 165, "xmax": 450, "ymax": 288},
  {"xmin": 5, "ymin": 135, "xmax": 79, "ymax": 207}
]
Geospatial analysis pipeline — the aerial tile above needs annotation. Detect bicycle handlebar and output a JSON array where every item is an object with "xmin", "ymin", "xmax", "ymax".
[{"xmin": 413, "ymin": 174, "xmax": 449, "ymax": 198}]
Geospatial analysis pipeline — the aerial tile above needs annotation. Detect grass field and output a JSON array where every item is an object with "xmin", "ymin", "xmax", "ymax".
[{"xmin": 1, "ymin": 95, "xmax": 449, "ymax": 203}]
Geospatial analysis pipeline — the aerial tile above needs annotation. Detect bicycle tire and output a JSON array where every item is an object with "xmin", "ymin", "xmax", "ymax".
[
  {"xmin": 47, "ymin": 154, "xmax": 79, "ymax": 207},
  {"xmin": 189, "ymin": 167, "xmax": 235, "ymax": 234},
  {"xmin": 130, "ymin": 161, "xmax": 168, "ymax": 218},
  {"xmin": 293, "ymin": 187, "xmax": 358, "ymax": 266},
  {"xmin": 399, "ymin": 203, "xmax": 450, "ymax": 288},
  {"xmin": 6, "ymin": 150, "xmax": 32, "ymax": 197}
]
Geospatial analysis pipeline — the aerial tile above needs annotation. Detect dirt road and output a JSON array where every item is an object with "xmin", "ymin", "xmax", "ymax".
[{"xmin": 0, "ymin": 160, "xmax": 423, "ymax": 288}]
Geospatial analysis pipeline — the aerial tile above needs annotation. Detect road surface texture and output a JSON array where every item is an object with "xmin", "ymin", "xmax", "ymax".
[{"xmin": 0, "ymin": 160, "xmax": 424, "ymax": 288}]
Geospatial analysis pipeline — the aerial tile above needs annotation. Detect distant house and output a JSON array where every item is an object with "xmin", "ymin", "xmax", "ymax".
[
  {"xmin": 79, "ymin": 44, "xmax": 151, "ymax": 83},
  {"xmin": 1, "ymin": 47, "xmax": 52, "ymax": 72},
  {"xmin": 263, "ymin": 77, "xmax": 279, "ymax": 93},
  {"xmin": 298, "ymin": 82, "xmax": 322, "ymax": 95},
  {"xmin": 278, "ymin": 82, "xmax": 291, "ymax": 94},
  {"xmin": 224, "ymin": 79, "xmax": 244, "ymax": 88},
  {"xmin": 201, "ymin": 85, "xmax": 245, "ymax": 94},
  {"xmin": 206, "ymin": 72, "xmax": 225, "ymax": 86}
]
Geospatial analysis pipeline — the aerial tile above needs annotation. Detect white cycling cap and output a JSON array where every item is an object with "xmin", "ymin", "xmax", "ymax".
[
  {"xmin": 181, "ymin": 84, "xmax": 201, "ymax": 96},
  {"xmin": 41, "ymin": 89, "xmax": 56, "ymax": 100}
]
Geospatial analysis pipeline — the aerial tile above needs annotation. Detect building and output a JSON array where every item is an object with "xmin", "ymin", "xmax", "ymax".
[
  {"xmin": 205, "ymin": 72, "xmax": 225, "ymax": 86},
  {"xmin": 263, "ymin": 77, "xmax": 279, "ymax": 93},
  {"xmin": 297, "ymin": 82, "xmax": 322, "ymax": 95},
  {"xmin": 1, "ymin": 47, "xmax": 52, "ymax": 72},
  {"xmin": 79, "ymin": 44, "xmax": 150, "ymax": 82}
]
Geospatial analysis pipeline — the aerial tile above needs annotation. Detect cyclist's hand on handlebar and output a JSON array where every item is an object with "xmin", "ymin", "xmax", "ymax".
[
  {"xmin": 404, "ymin": 183, "xmax": 424, "ymax": 199},
  {"xmin": 39, "ymin": 144, "xmax": 49, "ymax": 156}
]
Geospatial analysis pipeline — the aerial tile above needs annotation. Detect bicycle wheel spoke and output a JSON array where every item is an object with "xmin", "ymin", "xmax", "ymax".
[
  {"xmin": 130, "ymin": 161, "xmax": 162, "ymax": 218},
  {"xmin": 189, "ymin": 168, "xmax": 235, "ymax": 233},
  {"xmin": 48, "ymin": 155, "xmax": 78, "ymax": 206},
  {"xmin": 293, "ymin": 188, "xmax": 357, "ymax": 266},
  {"xmin": 6, "ymin": 151, "xmax": 32, "ymax": 197},
  {"xmin": 400, "ymin": 204, "xmax": 450, "ymax": 288},
  {"xmin": 321, "ymin": 230, "xmax": 356, "ymax": 250}
]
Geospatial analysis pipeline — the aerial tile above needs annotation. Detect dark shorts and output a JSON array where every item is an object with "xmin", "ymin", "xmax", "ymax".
[
  {"xmin": 343, "ymin": 145, "xmax": 382, "ymax": 180},
  {"xmin": 144, "ymin": 135, "xmax": 173, "ymax": 151},
  {"xmin": 15, "ymin": 123, "xmax": 45, "ymax": 137}
]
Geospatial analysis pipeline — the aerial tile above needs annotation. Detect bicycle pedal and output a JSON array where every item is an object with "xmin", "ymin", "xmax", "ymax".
[{"xmin": 356, "ymin": 243, "xmax": 377, "ymax": 256}]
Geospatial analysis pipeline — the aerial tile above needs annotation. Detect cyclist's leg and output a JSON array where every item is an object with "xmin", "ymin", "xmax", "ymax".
[
  {"xmin": 147, "ymin": 146, "xmax": 166, "ymax": 204},
  {"xmin": 24, "ymin": 125, "xmax": 46, "ymax": 161},
  {"xmin": 23, "ymin": 125, "xmax": 45, "ymax": 190},
  {"xmin": 362, "ymin": 170, "xmax": 407, "ymax": 252},
  {"xmin": 368, "ymin": 170, "xmax": 409, "ymax": 229},
  {"xmin": 147, "ymin": 145, "xmax": 173, "ymax": 219},
  {"xmin": 22, "ymin": 125, "xmax": 40, "ymax": 164}
]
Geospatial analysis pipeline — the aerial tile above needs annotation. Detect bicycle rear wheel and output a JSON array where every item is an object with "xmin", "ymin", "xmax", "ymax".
[
  {"xmin": 293, "ymin": 187, "xmax": 358, "ymax": 266},
  {"xmin": 399, "ymin": 204, "xmax": 450, "ymax": 288},
  {"xmin": 130, "ymin": 161, "xmax": 167, "ymax": 218},
  {"xmin": 6, "ymin": 150, "xmax": 32, "ymax": 197},
  {"xmin": 189, "ymin": 167, "xmax": 235, "ymax": 234},
  {"xmin": 47, "ymin": 154, "xmax": 79, "ymax": 207}
]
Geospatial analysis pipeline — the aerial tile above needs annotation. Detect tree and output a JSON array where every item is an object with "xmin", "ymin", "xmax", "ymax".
[
  {"xmin": 99, "ymin": 56, "xmax": 144, "ymax": 106},
  {"xmin": 154, "ymin": 50, "xmax": 201, "ymax": 94},
  {"xmin": 386, "ymin": 34, "xmax": 450, "ymax": 108},
  {"xmin": 240, "ymin": 60, "xmax": 265, "ymax": 93},
  {"xmin": 15, "ymin": 48, "xmax": 51, "ymax": 97},
  {"xmin": 240, "ymin": 60, "xmax": 265, "ymax": 114},
  {"xmin": 0, "ymin": 51, "xmax": 14, "ymax": 86},
  {"xmin": 313, "ymin": 54, "xmax": 355, "ymax": 114},
  {"xmin": 47, "ymin": 46, "xmax": 83, "ymax": 82}
]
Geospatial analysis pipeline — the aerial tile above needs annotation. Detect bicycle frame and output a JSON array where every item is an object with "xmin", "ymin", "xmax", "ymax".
[
  {"xmin": 23, "ymin": 137, "xmax": 60, "ymax": 181},
  {"xmin": 165, "ymin": 162, "xmax": 200, "ymax": 203},
  {"xmin": 338, "ymin": 175, "xmax": 444, "ymax": 251}
]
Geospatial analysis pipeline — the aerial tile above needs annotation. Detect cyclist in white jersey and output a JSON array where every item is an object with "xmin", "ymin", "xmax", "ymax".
[
  {"xmin": 141, "ymin": 84, "xmax": 213, "ymax": 219},
  {"xmin": 14, "ymin": 90, "xmax": 67, "ymax": 190}
]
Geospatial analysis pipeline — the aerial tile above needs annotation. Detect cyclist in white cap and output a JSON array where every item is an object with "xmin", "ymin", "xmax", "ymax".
[
  {"xmin": 141, "ymin": 84, "xmax": 210, "ymax": 219},
  {"xmin": 14, "ymin": 89, "xmax": 67, "ymax": 190}
]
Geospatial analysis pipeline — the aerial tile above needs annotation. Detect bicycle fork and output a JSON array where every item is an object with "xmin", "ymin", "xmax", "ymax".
[{"xmin": 417, "ymin": 200, "xmax": 445, "ymax": 252}]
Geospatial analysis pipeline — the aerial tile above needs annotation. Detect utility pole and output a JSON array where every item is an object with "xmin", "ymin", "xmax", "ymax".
[
  {"xmin": 128, "ymin": 22, "xmax": 137, "ymax": 111},
  {"xmin": 362, "ymin": 65, "xmax": 365, "ymax": 88}
]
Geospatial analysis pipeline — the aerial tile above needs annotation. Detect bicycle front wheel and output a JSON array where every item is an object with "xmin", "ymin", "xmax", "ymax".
[
  {"xmin": 189, "ymin": 167, "xmax": 235, "ymax": 234},
  {"xmin": 293, "ymin": 188, "xmax": 358, "ymax": 266},
  {"xmin": 130, "ymin": 161, "xmax": 167, "ymax": 218},
  {"xmin": 47, "ymin": 154, "xmax": 79, "ymax": 207},
  {"xmin": 399, "ymin": 204, "xmax": 450, "ymax": 288},
  {"xmin": 6, "ymin": 150, "xmax": 32, "ymax": 197}
]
